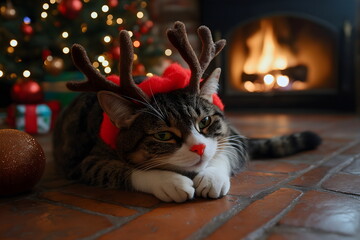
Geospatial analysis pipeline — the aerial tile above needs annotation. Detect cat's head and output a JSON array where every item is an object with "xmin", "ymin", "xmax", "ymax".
[{"xmin": 97, "ymin": 68, "xmax": 230, "ymax": 173}]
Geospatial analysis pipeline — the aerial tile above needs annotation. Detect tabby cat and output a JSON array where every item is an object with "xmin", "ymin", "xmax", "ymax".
[{"xmin": 53, "ymin": 22, "xmax": 321, "ymax": 202}]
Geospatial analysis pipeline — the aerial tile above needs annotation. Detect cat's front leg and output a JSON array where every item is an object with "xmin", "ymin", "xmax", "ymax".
[
  {"xmin": 193, "ymin": 153, "xmax": 231, "ymax": 198},
  {"xmin": 131, "ymin": 169, "xmax": 195, "ymax": 203}
]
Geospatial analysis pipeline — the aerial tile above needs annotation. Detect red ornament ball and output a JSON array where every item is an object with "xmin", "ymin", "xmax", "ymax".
[
  {"xmin": 11, "ymin": 79, "xmax": 44, "ymax": 104},
  {"xmin": 0, "ymin": 129, "xmax": 46, "ymax": 196},
  {"xmin": 21, "ymin": 23, "xmax": 34, "ymax": 36},
  {"xmin": 58, "ymin": 0, "xmax": 83, "ymax": 19},
  {"xmin": 110, "ymin": 46, "xmax": 120, "ymax": 60},
  {"xmin": 108, "ymin": 0, "xmax": 118, "ymax": 8},
  {"xmin": 42, "ymin": 49, "xmax": 52, "ymax": 61},
  {"xmin": 133, "ymin": 63, "xmax": 146, "ymax": 76},
  {"xmin": 147, "ymin": 37, "xmax": 154, "ymax": 44}
]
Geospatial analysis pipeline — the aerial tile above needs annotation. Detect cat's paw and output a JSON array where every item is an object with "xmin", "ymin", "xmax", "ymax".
[
  {"xmin": 152, "ymin": 172, "xmax": 195, "ymax": 203},
  {"xmin": 131, "ymin": 170, "xmax": 194, "ymax": 203},
  {"xmin": 193, "ymin": 167, "xmax": 230, "ymax": 198}
]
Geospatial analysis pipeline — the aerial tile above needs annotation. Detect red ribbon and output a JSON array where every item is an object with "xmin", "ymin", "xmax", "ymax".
[
  {"xmin": 25, "ymin": 105, "xmax": 37, "ymax": 134},
  {"xmin": 46, "ymin": 100, "xmax": 61, "ymax": 129}
]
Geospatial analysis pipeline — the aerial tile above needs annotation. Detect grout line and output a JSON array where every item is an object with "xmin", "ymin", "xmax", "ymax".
[
  {"xmin": 58, "ymin": 188, "xmax": 156, "ymax": 213},
  {"xmin": 29, "ymin": 194, "xmax": 148, "ymax": 224},
  {"xmin": 316, "ymin": 155, "xmax": 357, "ymax": 187},
  {"xmin": 29, "ymin": 195, "xmax": 151, "ymax": 240},
  {"xmin": 186, "ymin": 196, "xmax": 252, "ymax": 240},
  {"xmin": 285, "ymin": 185, "xmax": 360, "ymax": 202},
  {"xmin": 243, "ymin": 190, "xmax": 304, "ymax": 240}
]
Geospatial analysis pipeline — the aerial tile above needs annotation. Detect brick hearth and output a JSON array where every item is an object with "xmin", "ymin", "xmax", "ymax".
[{"xmin": 1, "ymin": 113, "xmax": 360, "ymax": 239}]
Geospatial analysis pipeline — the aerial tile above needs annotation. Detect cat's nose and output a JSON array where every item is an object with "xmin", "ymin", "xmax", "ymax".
[{"xmin": 190, "ymin": 144, "xmax": 206, "ymax": 156}]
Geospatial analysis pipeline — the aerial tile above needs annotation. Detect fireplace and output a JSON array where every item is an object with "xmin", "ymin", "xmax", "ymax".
[{"xmin": 200, "ymin": 0, "xmax": 358, "ymax": 111}]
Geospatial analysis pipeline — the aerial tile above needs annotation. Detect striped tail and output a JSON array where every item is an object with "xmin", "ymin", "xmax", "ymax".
[{"xmin": 248, "ymin": 131, "xmax": 322, "ymax": 159}]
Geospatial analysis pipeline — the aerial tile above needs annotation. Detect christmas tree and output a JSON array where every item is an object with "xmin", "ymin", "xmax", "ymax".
[{"xmin": 0, "ymin": 0, "xmax": 166, "ymax": 107}]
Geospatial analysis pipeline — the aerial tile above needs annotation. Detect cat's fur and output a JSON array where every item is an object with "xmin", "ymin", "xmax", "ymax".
[{"xmin": 53, "ymin": 22, "xmax": 321, "ymax": 203}]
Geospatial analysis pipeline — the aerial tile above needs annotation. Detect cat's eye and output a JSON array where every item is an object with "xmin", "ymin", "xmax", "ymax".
[
  {"xmin": 199, "ymin": 116, "xmax": 211, "ymax": 130},
  {"xmin": 153, "ymin": 131, "xmax": 174, "ymax": 141}
]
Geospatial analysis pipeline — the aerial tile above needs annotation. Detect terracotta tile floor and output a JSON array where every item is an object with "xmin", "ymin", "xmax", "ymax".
[{"xmin": 1, "ymin": 113, "xmax": 360, "ymax": 239}]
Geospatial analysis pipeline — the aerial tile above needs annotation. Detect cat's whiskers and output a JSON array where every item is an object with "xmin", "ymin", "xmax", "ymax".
[
  {"xmin": 148, "ymin": 84, "xmax": 169, "ymax": 120},
  {"xmin": 139, "ymin": 109, "xmax": 165, "ymax": 121},
  {"xmin": 217, "ymin": 135, "xmax": 248, "ymax": 162},
  {"xmin": 137, "ymin": 153, "xmax": 201, "ymax": 172},
  {"xmin": 134, "ymin": 156, "xmax": 172, "ymax": 171},
  {"xmin": 123, "ymin": 95, "xmax": 166, "ymax": 122},
  {"xmin": 122, "ymin": 158, "xmax": 170, "ymax": 183}
]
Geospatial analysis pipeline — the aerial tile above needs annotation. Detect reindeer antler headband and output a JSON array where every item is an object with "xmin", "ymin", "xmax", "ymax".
[
  {"xmin": 166, "ymin": 21, "xmax": 226, "ymax": 93},
  {"xmin": 67, "ymin": 21, "xmax": 226, "ymax": 101}
]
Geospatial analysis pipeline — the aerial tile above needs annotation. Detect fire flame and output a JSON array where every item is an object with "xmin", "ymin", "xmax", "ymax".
[{"xmin": 243, "ymin": 20, "xmax": 290, "ymax": 75}]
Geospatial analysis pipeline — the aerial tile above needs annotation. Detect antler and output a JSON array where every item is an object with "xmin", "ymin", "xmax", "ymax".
[
  {"xmin": 67, "ymin": 31, "xmax": 149, "ymax": 102},
  {"xmin": 166, "ymin": 21, "xmax": 226, "ymax": 93}
]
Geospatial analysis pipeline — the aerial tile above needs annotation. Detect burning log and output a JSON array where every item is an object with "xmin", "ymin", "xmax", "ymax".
[
  {"xmin": 279, "ymin": 64, "xmax": 307, "ymax": 82},
  {"xmin": 241, "ymin": 64, "xmax": 308, "ymax": 83}
]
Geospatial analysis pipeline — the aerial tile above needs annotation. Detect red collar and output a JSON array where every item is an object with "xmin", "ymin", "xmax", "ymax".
[{"xmin": 100, "ymin": 63, "xmax": 224, "ymax": 149}]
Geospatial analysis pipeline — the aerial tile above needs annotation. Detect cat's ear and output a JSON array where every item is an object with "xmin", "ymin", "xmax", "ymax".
[
  {"xmin": 97, "ymin": 91, "xmax": 139, "ymax": 128},
  {"xmin": 200, "ymin": 68, "xmax": 221, "ymax": 103}
]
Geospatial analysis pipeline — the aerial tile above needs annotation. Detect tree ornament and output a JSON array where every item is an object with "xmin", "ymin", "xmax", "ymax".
[
  {"xmin": 21, "ymin": 22, "xmax": 34, "ymax": 36},
  {"xmin": 145, "ymin": 20, "xmax": 154, "ymax": 29},
  {"xmin": 11, "ymin": 78, "xmax": 44, "ymax": 104},
  {"xmin": 44, "ymin": 56, "xmax": 64, "ymax": 75},
  {"xmin": 140, "ymin": 21, "xmax": 154, "ymax": 34},
  {"xmin": 124, "ymin": 2, "xmax": 137, "ymax": 12},
  {"xmin": 108, "ymin": 0, "xmax": 118, "ymax": 8},
  {"xmin": 109, "ymin": 46, "xmax": 120, "ymax": 60},
  {"xmin": 58, "ymin": 0, "xmax": 83, "ymax": 19},
  {"xmin": 140, "ymin": 25, "xmax": 148, "ymax": 34},
  {"xmin": 147, "ymin": 37, "xmax": 154, "ymax": 44},
  {"xmin": 0, "ymin": 129, "xmax": 46, "ymax": 196},
  {"xmin": 132, "ymin": 63, "xmax": 146, "ymax": 76},
  {"xmin": 1, "ymin": 0, "xmax": 16, "ymax": 19},
  {"xmin": 42, "ymin": 49, "xmax": 52, "ymax": 61}
]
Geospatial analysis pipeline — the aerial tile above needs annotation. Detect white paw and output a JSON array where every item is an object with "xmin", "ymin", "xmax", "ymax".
[
  {"xmin": 153, "ymin": 172, "xmax": 195, "ymax": 203},
  {"xmin": 193, "ymin": 167, "xmax": 230, "ymax": 198},
  {"xmin": 131, "ymin": 170, "xmax": 194, "ymax": 203}
]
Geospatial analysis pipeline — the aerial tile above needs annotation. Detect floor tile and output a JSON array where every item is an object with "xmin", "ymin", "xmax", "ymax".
[
  {"xmin": 279, "ymin": 190, "xmax": 360, "ymax": 235},
  {"xmin": 289, "ymin": 166, "xmax": 329, "ymax": 187},
  {"xmin": 343, "ymin": 155, "xmax": 360, "ymax": 174},
  {"xmin": 248, "ymin": 161, "xmax": 309, "ymax": 174},
  {"xmin": 208, "ymin": 188, "xmax": 302, "ymax": 240},
  {"xmin": 99, "ymin": 196, "xmax": 238, "ymax": 240},
  {"xmin": 0, "ymin": 199, "xmax": 112, "ymax": 240},
  {"xmin": 322, "ymin": 173, "xmax": 360, "ymax": 195},
  {"xmin": 40, "ymin": 191, "xmax": 138, "ymax": 217},
  {"xmin": 229, "ymin": 171, "xmax": 288, "ymax": 197},
  {"xmin": 268, "ymin": 228, "xmax": 358, "ymax": 240},
  {"xmin": 61, "ymin": 184, "xmax": 160, "ymax": 208}
]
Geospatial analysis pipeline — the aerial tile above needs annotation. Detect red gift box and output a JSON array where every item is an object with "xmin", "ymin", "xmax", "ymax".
[
  {"xmin": 6, "ymin": 101, "xmax": 60, "ymax": 134},
  {"xmin": 7, "ymin": 104, "xmax": 51, "ymax": 134}
]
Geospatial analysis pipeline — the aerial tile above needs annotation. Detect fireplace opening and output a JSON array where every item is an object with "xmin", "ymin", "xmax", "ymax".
[
  {"xmin": 229, "ymin": 16, "xmax": 337, "ymax": 94},
  {"xmin": 228, "ymin": 16, "xmax": 337, "ymax": 92},
  {"xmin": 200, "ymin": 0, "xmax": 358, "ymax": 112}
]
